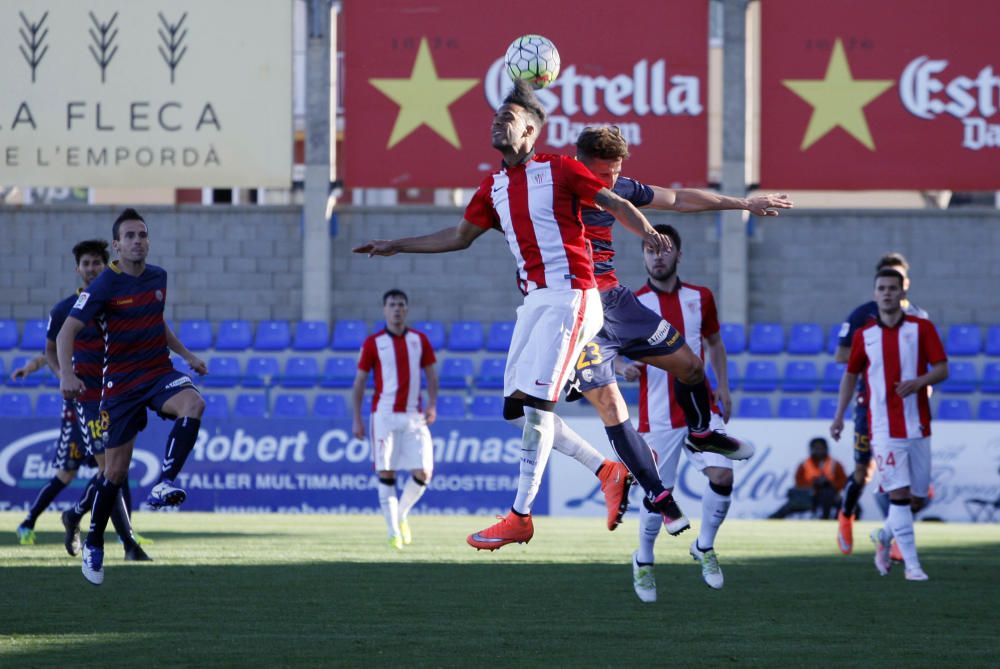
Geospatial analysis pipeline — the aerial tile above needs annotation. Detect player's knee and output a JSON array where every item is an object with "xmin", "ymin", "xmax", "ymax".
[
  {"xmin": 521, "ymin": 395, "xmax": 556, "ymax": 414},
  {"xmin": 677, "ymin": 354, "xmax": 704, "ymax": 385},
  {"xmin": 583, "ymin": 387, "xmax": 628, "ymax": 425},
  {"xmin": 708, "ymin": 469, "xmax": 734, "ymax": 491},
  {"xmin": 910, "ymin": 497, "xmax": 926, "ymax": 512},
  {"xmin": 187, "ymin": 394, "xmax": 206, "ymax": 418},
  {"xmin": 104, "ymin": 466, "xmax": 128, "ymax": 485},
  {"xmin": 502, "ymin": 396, "xmax": 525, "ymax": 421},
  {"xmin": 55, "ymin": 469, "xmax": 75, "ymax": 485},
  {"xmin": 412, "ymin": 471, "xmax": 430, "ymax": 485},
  {"xmin": 377, "ymin": 474, "xmax": 396, "ymax": 487}
]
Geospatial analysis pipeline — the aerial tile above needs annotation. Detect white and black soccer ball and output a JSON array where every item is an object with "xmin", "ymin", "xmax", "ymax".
[{"xmin": 504, "ymin": 34, "xmax": 561, "ymax": 89}]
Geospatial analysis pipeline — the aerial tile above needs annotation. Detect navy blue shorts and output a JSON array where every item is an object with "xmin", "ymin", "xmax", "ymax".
[
  {"xmin": 576, "ymin": 286, "xmax": 686, "ymax": 392},
  {"xmin": 853, "ymin": 396, "xmax": 871, "ymax": 465},
  {"xmin": 50, "ymin": 401, "xmax": 98, "ymax": 471},
  {"xmin": 102, "ymin": 370, "xmax": 199, "ymax": 449}
]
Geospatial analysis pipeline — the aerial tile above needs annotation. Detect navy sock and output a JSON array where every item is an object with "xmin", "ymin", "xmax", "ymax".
[
  {"xmin": 673, "ymin": 378, "xmax": 712, "ymax": 432},
  {"xmin": 841, "ymin": 475, "xmax": 864, "ymax": 517},
  {"xmin": 73, "ymin": 474, "xmax": 100, "ymax": 516},
  {"xmin": 605, "ymin": 421, "xmax": 665, "ymax": 500},
  {"xmin": 85, "ymin": 477, "xmax": 121, "ymax": 549},
  {"xmin": 24, "ymin": 477, "xmax": 68, "ymax": 527},
  {"xmin": 109, "ymin": 487, "xmax": 138, "ymax": 550},
  {"xmin": 159, "ymin": 417, "xmax": 201, "ymax": 482},
  {"xmin": 120, "ymin": 477, "xmax": 133, "ymax": 517}
]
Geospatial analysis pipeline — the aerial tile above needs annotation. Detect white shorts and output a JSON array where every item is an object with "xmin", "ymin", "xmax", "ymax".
[
  {"xmin": 872, "ymin": 436, "xmax": 931, "ymax": 497},
  {"xmin": 643, "ymin": 414, "xmax": 731, "ymax": 489},
  {"xmin": 504, "ymin": 287, "xmax": 603, "ymax": 401},
  {"xmin": 370, "ymin": 410, "xmax": 434, "ymax": 473}
]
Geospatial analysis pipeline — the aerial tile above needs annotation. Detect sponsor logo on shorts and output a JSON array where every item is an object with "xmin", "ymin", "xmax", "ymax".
[
  {"xmin": 165, "ymin": 376, "xmax": 193, "ymax": 390},
  {"xmin": 73, "ymin": 292, "xmax": 90, "ymax": 310},
  {"xmin": 647, "ymin": 320, "xmax": 672, "ymax": 346}
]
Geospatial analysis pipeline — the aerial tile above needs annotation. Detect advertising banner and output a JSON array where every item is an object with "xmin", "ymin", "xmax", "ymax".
[
  {"xmin": 343, "ymin": 0, "xmax": 708, "ymax": 187},
  {"xmin": 760, "ymin": 0, "xmax": 1000, "ymax": 189},
  {"xmin": 0, "ymin": 0, "xmax": 292, "ymax": 187}
]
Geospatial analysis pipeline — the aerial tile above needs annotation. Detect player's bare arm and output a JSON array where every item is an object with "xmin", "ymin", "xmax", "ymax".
[
  {"xmin": 353, "ymin": 220, "xmax": 487, "ymax": 257},
  {"xmin": 830, "ymin": 370, "xmax": 859, "ymax": 440},
  {"xmin": 56, "ymin": 316, "xmax": 86, "ymax": 399},
  {"xmin": 10, "ymin": 354, "xmax": 47, "ymax": 381},
  {"xmin": 704, "ymin": 331, "xmax": 732, "ymax": 422},
  {"xmin": 594, "ymin": 188, "xmax": 672, "ymax": 254},
  {"xmin": 424, "ymin": 363, "xmax": 439, "ymax": 426},
  {"xmin": 834, "ymin": 345, "xmax": 851, "ymax": 364},
  {"xmin": 164, "ymin": 322, "xmax": 208, "ymax": 375},
  {"xmin": 351, "ymin": 370, "xmax": 368, "ymax": 439},
  {"xmin": 647, "ymin": 186, "xmax": 793, "ymax": 216},
  {"xmin": 896, "ymin": 360, "xmax": 949, "ymax": 398}
]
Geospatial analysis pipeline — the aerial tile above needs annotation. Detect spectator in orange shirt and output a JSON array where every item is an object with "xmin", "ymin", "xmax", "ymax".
[{"xmin": 771, "ymin": 438, "xmax": 848, "ymax": 519}]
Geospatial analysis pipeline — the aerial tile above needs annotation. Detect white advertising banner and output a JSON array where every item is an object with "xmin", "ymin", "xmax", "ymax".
[
  {"xmin": 548, "ymin": 418, "xmax": 1000, "ymax": 523},
  {"xmin": 0, "ymin": 0, "xmax": 291, "ymax": 187}
]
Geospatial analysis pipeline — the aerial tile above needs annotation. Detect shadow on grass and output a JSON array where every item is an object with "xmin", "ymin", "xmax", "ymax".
[
  {"xmin": 2, "ymin": 530, "xmax": 270, "ymax": 548},
  {"xmin": 1, "ymin": 544, "xmax": 998, "ymax": 668}
]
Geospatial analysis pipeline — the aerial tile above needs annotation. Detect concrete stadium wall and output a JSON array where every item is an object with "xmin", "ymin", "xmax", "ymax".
[{"xmin": 1, "ymin": 205, "xmax": 998, "ymax": 326}]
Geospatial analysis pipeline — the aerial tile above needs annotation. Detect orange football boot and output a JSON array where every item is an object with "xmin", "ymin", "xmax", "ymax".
[
  {"xmin": 467, "ymin": 511, "xmax": 534, "ymax": 551},
  {"xmin": 598, "ymin": 460, "xmax": 633, "ymax": 531}
]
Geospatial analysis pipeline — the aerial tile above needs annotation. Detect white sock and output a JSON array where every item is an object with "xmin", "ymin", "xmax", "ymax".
[
  {"xmin": 697, "ymin": 485, "xmax": 731, "ymax": 551},
  {"xmin": 508, "ymin": 414, "xmax": 604, "ymax": 474},
  {"xmin": 887, "ymin": 502, "xmax": 921, "ymax": 570},
  {"xmin": 637, "ymin": 500, "xmax": 661, "ymax": 564},
  {"xmin": 512, "ymin": 406, "xmax": 555, "ymax": 515},
  {"xmin": 398, "ymin": 476, "xmax": 428, "ymax": 520},
  {"xmin": 377, "ymin": 481, "xmax": 400, "ymax": 538}
]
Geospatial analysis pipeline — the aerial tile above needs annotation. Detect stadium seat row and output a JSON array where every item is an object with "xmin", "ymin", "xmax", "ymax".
[
  {"xmin": 2, "ymin": 391, "xmax": 999, "ymax": 421},
  {"xmin": 5, "ymin": 319, "xmax": 1000, "ymax": 356}
]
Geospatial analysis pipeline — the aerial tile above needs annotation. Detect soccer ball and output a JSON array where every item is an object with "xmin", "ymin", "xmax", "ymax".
[{"xmin": 504, "ymin": 34, "xmax": 561, "ymax": 89}]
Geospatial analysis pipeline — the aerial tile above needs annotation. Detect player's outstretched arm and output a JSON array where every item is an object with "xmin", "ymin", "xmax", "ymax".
[
  {"xmin": 594, "ymin": 188, "xmax": 672, "ymax": 254},
  {"xmin": 648, "ymin": 187, "xmax": 793, "ymax": 216},
  {"xmin": 56, "ymin": 316, "xmax": 86, "ymax": 399},
  {"xmin": 9, "ymin": 354, "xmax": 47, "ymax": 381},
  {"xmin": 353, "ymin": 220, "xmax": 487, "ymax": 257}
]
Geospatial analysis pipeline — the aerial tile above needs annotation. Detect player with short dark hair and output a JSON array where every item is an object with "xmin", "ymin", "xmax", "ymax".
[
  {"xmin": 57, "ymin": 208, "xmax": 207, "ymax": 585},
  {"xmin": 833, "ymin": 252, "xmax": 929, "ymax": 555}
]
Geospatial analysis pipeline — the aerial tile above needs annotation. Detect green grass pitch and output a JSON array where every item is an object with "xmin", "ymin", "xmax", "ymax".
[{"xmin": 1, "ymin": 512, "xmax": 998, "ymax": 667}]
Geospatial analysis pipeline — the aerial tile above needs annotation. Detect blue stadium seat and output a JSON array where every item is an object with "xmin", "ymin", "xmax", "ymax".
[
  {"xmin": 448, "ymin": 321, "xmax": 484, "ymax": 352},
  {"xmin": 743, "ymin": 360, "xmax": 779, "ymax": 392},
  {"xmin": 786, "ymin": 323, "xmax": 823, "ymax": 355},
  {"xmin": 437, "ymin": 394, "xmax": 467, "ymax": 418},
  {"xmin": 282, "ymin": 356, "xmax": 320, "ymax": 388},
  {"xmin": 475, "ymin": 358, "xmax": 506, "ymax": 389},
  {"xmin": 937, "ymin": 398, "xmax": 972, "ymax": 421},
  {"xmin": 702, "ymin": 361, "xmax": 741, "ymax": 390},
  {"xmin": 0, "ymin": 321, "xmax": 17, "ymax": 350},
  {"xmin": 827, "ymin": 323, "xmax": 844, "ymax": 355},
  {"xmin": 986, "ymin": 325, "xmax": 1000, "ymax": 357},
  {"xmin": 293, "ymin": 321, "xmax": 330, "ymax": 351},
  {"xmin": 202, "ymin": 394, "xmax": 230, "ymax": 419},
  {"xmin": 440, "ymin": 358, "xmax": 474, "ymax": 390},
  {"xmin": 748, "ymin": 323, "xmax": 784, "ymax": 354},
  {"xmin": 331, "ymin": 320, "xmax": 367, "ymax": 351},
  {"xmin": 487, "ymin": 321, "xmax": 516, "ymax": 353},
  {"xmin": 178, "ymin": 320, "xmax": 213, "ymax": 351},
  {"xmin": 360, "ymin": 394, "xmax": 372, "ymax": 416},
  {"xmin": 371, "ymin": 321, "xmax": 386, "ymax": 334},
  {"xmin": 244, "ymin": 356, "xmax": 280, "ymax": 388},
  {"xmin": 783, "ymin": 361, "xmax": 819, "ymax": 392},
  {"xmin": 215, "ymin": 320, "xmax": 253, "ymax": 351},
  {"xmin": 254, "ymin": 320, "xmax": 291, "ymax": 351},
  {"xmin": 983, "ymin": 363, "xmax": 1000, "ymax": 394},
  {"xmin": 778, "ymin": 397, "xmax": 813, "ymax": 419},
  {"xmin": 411, "ymin": 320, "xmax": 446, "ymax": 351},
  {"xmin": 945, "ymin": 324, "xmax": 981, "ymax": 357},
  {"xmin": 719, "ymin": 322, "xmax": 745, "ymax": 355},
  {"xmin": 234, "ymin": 393, "xmax": 268, "ymax": 418},
  {"xmin": 469, "ymin": 395, "xmax": 504, "ymax": 418},
  {"xmin": 821, "ymin": 361, "xmax": 847, "ymax": 392},
  {"xmin": 42, "ymin": 368, "xmax": 60, "ymax": 388},
  {"xmin": 20, "ymin": 320, "xmax": 47, "ymax": 351},
  {"xmin": 940, "ymin": 361, "xmax": 977, "ymax": 394},
  {"xmin": 817, "ymin": 397, "xmax": 854, "ymax": 420},
  {"xmin": 979, "ymin": 400, "xmax": 1000, "ymax": 421},
  {"xmin": 619, "ymin": 384, "xmax": 640, "ymax": 406},
  {"xmin": 0, "ymin": 393, "xmax": 32, "ymax": 417},
  {"xmin": 35, "ymin": 393, "xmax": 64, "ymax": 417},
  {"xmin": 314, "ymin": 394, "xmax": 348, "ymax": 418},
  {"xmin": 737, "ymin": 396, "xmax": 772, "ymax": 418},
  {"xmin": 203, "ymin": 356, "xmax": 242, "ymax": 388},
  {"xmin": 321, "ymin": 357, "xmax": 356, "ymax": 388},
  {"xmin": 7, "ymin": 356, "xmax": 42, "ymax": 387},
  {"xmin": 273, "ymin": 393, "xmax": 309, "ymax": 418},
  {"xmin": 726, "ymin": 361, "xmax": 740, "ymax": 390}
]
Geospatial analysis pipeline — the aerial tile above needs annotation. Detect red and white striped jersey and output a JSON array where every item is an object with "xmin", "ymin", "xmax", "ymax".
[
  {"xmin": 847, "ymin": 315, "xmax": 947, "ymax": 442},
  {"xmin": 464, "ymin": 153, "xmax": 602, "ymax": 294},
  {"xmin": 358, "ymin": 328, "xmax": 436, "ymax": 414},
  {"xmin": 635, "ymin": 281, "xmax": 720, "ymax": 431}
]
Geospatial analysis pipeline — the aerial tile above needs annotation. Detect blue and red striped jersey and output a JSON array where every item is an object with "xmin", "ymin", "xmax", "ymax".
[
  {"xmin": 581, "ymin": 176, "xmax": 654, "ymax": 291},
  {"xmin": 69, "ymin": 261, "xmax": 173, "ymax": 400},
  {"xmin": 48, "ymin": 289, "xmax": 104, "ymax": 402}
]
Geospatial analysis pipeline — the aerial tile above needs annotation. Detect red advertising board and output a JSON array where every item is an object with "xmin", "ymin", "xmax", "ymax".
[
  {"xmin": 761, "ymin": 0, "xmax": 1000, "ymax": 190},
  {"xmin": 343, "ymin": 0, "xmax": 708, "ymax": 188}
]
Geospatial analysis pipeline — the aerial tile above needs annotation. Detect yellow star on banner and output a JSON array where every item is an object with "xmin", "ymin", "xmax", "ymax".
[
  {"xmin": 369, "ymin": 37, "xmax": 479, "ymax": 149},
  {"xmin": 782, "ymin": 39, "xmax": 894, "ymax": 151}
]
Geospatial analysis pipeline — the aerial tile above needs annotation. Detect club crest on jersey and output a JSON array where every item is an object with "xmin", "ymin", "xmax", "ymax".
[
  {"xmin": 647, "ymin": 320, "xmax": 672, "ymax": 346},
  {"xmin": 155, "ymin": 290, "xmax": 164, "ymax": 302},
  {"xmin": 73, "ymin": 292, "xmax": 90, "ymax": 310}
]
